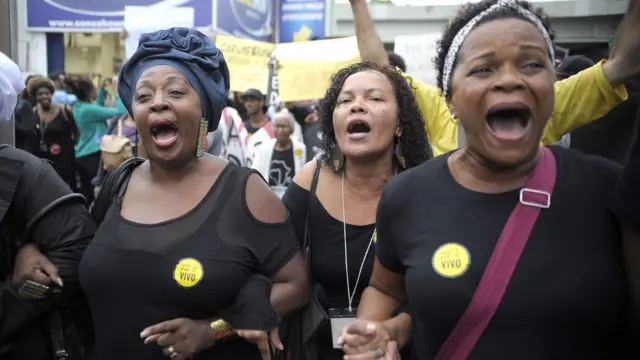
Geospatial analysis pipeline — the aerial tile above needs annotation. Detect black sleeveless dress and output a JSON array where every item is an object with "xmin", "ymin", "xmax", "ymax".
[
  {"xmin": 79, "ymin": 164, "xmax": 298, "ymax": 359},
  {"xmin": 37, "ymin": 110, "xmax": 76, "ymax": 189}
]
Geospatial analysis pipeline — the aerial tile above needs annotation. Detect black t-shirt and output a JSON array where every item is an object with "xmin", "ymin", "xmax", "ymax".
[
  {"xmin": 268, "ymin": 148, "xmax": 295, "ymax": 190},
  {"xmin": 303, "ymin": 121, "xmax": 323, "ymax": 162},
  {"xmin": 376, "ymin": 146, "xmax": 630, "ymax": 359}
]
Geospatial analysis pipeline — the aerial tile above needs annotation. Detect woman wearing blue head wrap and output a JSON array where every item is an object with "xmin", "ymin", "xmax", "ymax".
[{"xmin": 78, "ymin": 28, "xmax": 309, "ymax": 360}]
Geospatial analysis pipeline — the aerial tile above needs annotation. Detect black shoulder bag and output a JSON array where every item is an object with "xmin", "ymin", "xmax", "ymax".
[{"xmin": 285, "ymin": 160, "xmax": 329, "ymax": 360}]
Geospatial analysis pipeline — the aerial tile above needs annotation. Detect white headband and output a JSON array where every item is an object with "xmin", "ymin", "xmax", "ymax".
[{"xmin": 441, "ymin": 0, "xmax": 555, "ymax": 97}]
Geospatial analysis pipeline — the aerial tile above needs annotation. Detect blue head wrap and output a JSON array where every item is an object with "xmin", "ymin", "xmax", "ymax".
[{"xmin": 118, "ymin": 27, "xmax": 230, "ymax": 131}]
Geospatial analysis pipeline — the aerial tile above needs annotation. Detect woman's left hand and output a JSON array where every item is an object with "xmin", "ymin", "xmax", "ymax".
[
  {"xmin": 338, "ymin": 320, "xmax": 392, "ymax": 359},
  {"xmin": 141, "ymin": 318, "xmax": 215, "ymax": 359}
]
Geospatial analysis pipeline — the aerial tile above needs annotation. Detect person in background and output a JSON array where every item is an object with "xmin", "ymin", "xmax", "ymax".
[
  {"xmin": 349, "ymin": 0, "xmax": 640, "ymax": 156},
  {"xmin": 96, "ymin": 75, "xmax": 127, "ymax": 114},
  {"xmin": 80, "ymin": 27, "xmax": 308, "ymax": 360},
  {"xmin": 244, "ymin": 89, "xmax": 304, "ymax": 164},
  {"xmin": 242, "ymin": 88, "xmax": 270, "ymax": 135},
  {"xmin": 66, "ymin": 76, "xmax": 124, "ymax": 205},
  {"xmin": 28, "ymin": 76, "xmax": 79, "ymax": 189},
  {"xmin": 566, "ymin": 55, "xmax": 640, "ymax": 164},
  {"xmin": 49, "ymin": 72, "xmax": 77, "ymax": 106},
  {"xmin": 387, "ymin": 52, "xmax": 406, "ymax": 73},
  {"xmin": 20, "ymin": 74, "xmax": 38, "ymax": 107},
  {"xmin": 302, "ymin": 106, "xmax": 322, "ymax": 161},
  {"xmin": 340, "ymin": 1, "xmax": 640, "ymax": 359},
  {"xmin": 252, "ymin": 111, "xmax": 306, "ymax": 198},
  {"xmin": 282, "ymin": 61, "xmax": 430, "ymax": 360},
  {"xmin": 14, "ymin": 91, "xmax": 40, "ymax": 156}
]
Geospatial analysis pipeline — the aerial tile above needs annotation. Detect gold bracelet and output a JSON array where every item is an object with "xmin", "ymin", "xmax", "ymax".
[{"xmin": 210, "ymin": 319, "xmax": 236, "ymax": 340}]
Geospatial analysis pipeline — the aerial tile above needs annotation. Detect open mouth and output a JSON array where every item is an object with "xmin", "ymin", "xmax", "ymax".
[
  {"xmin": 486, "ymin": 103, "xmax": 531, "ymax": 141},
  {"xmin": 347, "ymin": 120, "xmax": 371, "ymax": 135},
  {"xmin": 150, "ymin": 120, "xmax": 179, "ymax": 147}
]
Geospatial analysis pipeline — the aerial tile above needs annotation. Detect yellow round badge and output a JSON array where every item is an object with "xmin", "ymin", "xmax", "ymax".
[
  {"xmin": 432, "ymin": 243, "xmax": 470, "ymax": 278},
  {"xmin": 295, "ymin": 148, "xmax": 303, "ymax": 157},
  {"xmin": 174, "ymin": 258, "xmax": 204, "ymax": 288}
]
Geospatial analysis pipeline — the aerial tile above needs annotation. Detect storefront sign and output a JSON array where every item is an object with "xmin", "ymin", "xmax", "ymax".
[
  {"xmin": 26, "ymin": 0, "xmax": 212, "ymax": 32},
  {"xmin": 214, "ymin": 0, "xmax": 275, "ymax": 42},
  {"xmin": 278, "ymin": 0, "xmax": 325, "ymax": 43}
]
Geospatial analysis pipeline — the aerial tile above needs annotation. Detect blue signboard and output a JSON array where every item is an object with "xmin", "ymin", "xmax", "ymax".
[
  {"xmin": 278, "ymin": 0, "xmax": 325, "ymax": 43},
  {"xmin": 26, "ymin": 0, "xmax": 212, "ymax": 31},
  {"xmin": 214, "ymin": 0, "xmax": 275, "ymax": 42}
]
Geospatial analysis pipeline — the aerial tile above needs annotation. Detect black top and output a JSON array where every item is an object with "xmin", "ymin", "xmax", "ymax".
[
  {"xmin": 268, "ymin": 147, "xmax": 295, "ymax": 191},
  {"xmin": 79, "ymin": 164, "xmax": 298, "ymax": 360},
  {"xmin": 283, "ymin": 181, "xmax": 375, "ymax": 360},
  {"xmin": 36, "ymin": 110, "xmax": 77, "ymax": 187},
  {"xmin": 245, "ymin": 122, "xmax": 262, "ymax": 136},
  {"xmin": 376, "ymin": 146, "xmax": 630, "ymax": 359},
  {"xmin": 283, "ymin": 182, "xmax": 375, "ymax": 310}
]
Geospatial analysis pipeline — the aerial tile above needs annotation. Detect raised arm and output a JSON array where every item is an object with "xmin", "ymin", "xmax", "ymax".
[
  {"xmin": 543, "ymin": 0, "xmax": 639, "ymax": 144},
  {"xmin": 349, "ymin": 0, "xmax": 388, "ymax": 65}
]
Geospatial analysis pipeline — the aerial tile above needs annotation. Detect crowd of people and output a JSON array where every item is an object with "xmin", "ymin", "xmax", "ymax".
[{"xmin": 1, "ymin": 0, "xmax": 640, "ymax": 359}]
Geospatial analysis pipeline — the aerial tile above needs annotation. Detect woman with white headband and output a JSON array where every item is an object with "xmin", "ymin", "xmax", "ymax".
[
  {"xmin": 349, "ymin": 0, "xmax": 639, "ymax": 157},
  {"xmin": 338, "ymin": 1, "xmax": 640, "ymax": 359}
]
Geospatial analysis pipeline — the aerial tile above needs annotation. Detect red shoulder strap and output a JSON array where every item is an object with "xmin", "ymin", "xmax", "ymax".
[{"xmin": 435, "ymin": 147, "xmax": 557, "ymax": 360}]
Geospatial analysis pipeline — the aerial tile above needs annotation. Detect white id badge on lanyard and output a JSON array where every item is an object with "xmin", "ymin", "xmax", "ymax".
[{"xmin": 329, "ymin": 308, "xmax": 356, "ymax": 349}]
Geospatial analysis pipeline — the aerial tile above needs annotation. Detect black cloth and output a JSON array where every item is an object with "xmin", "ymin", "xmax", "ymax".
[
  {"xmin": 36, "ymin": 108, "xmax": 78, "ymax": 189},
  {"xmin": 283, "ymin": 182, "xmax": 376, "ymax": 360},
  {"xmin": 0, "ymin": 146, "xmax": 96, "ymax": 359},
  {"xmin": 612, "ymin": 101, "xmax": 640, "ymax": 232},
  {"xmin": 570, "ymin": 77, "xmax": 639, "ymax": 164},
  {"xmin": 245, "ymin": 121, "xmax": 262, "ymax": 136},
  {"xmin": 79, "ymin": 164, "xmax": 298, "ymax": 360},
  {"xmin": 376, "ymin": 146, "xmax": 631, "ymax": 359},
  {"xmin": 303, "ymin": 121, "xmax": 323, "ymax": 162},
  {"xmin": 289, "ymin": 105, "xmax": 311, "ymax": 129},
  {"xmin": 13, "ymin": 99, "xmax": 39, "ymax": 156},
  {"xmin": 76, "ymin": 152, "xmax": 101, "ymax": 205},
  {"xmin": 268, "ymin": 148, "xmax": 295, "ymax": 189}
]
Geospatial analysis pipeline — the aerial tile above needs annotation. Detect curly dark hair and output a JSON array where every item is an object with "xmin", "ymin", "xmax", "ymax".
[
  {"xmin": 387, "ymin": 52, "xmax": 407, "ymax": 73},
  {"xmin": 318, "ymin": 61, "xmax": 431, "ymax": 171},
  {"xmin": 64, "ymin": 76, "xmax": 96, "ymax": 102},
  {"xmin": 27, "ymin": 76, "xmax": 56, "ymax": 98},
  {"xmin": 433, "ymin": 0, "xmax": 556, "ymax": 93}
]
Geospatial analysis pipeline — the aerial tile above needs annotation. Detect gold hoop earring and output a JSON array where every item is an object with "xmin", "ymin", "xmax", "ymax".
[{"xmin": 450, "ymin": 113, "xmax": 458, "ymax": 125}]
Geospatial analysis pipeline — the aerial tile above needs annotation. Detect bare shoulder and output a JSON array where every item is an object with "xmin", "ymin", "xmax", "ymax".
[
  {"xmin": 246, "ymin": 172, "xmax": 288, "ymax": 224},
  {"xmin": 291, "ymin": 159, "xmax": 320, "ymax": 191}
]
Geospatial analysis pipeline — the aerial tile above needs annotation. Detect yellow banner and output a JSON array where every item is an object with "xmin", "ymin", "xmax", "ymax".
[
  {"xmin": 215, "ymin": 35, "xmax": 274, "ymax": 94},
  {"xmin": 275, "ymin": 37, "xmax": 361, "ymax": 102}
]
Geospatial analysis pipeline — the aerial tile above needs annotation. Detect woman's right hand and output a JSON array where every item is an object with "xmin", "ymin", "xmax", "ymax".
[
  {"xmin": 235, "ymin": 328, "xmax": 283, "ymax": 360},
  {"xmin": 11, "ymin": 243, "xmax": 62, "ymax": 288}
]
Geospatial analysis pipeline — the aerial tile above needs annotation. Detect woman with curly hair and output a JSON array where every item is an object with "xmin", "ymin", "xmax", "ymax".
[
  {"xmin": 27, "ymin": 75, "xmax": 79, "ymax": 188},
  {"xmin": 339, "ymin": 1, "xmax": 640, "ymax": 359},
  {"xmin": 281, "ymin": 61, "xmax": 430, "ymax": 360}
]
